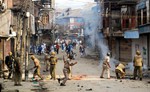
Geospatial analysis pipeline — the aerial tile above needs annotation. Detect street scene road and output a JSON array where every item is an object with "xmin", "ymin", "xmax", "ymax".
[
  {"xmin": 1, "ymin": 46, "xmax": 150, "ymax": 92},
  {"xmin": 0, "ymin": 0, "xmax": 150, "ymax": 92}
]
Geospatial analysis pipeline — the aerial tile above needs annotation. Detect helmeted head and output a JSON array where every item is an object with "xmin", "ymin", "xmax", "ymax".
[
  {"xmin": 8, "ymin": 52, "xmax": 12, "ymax": 56},
  {"xmin": 107, "ymin": 52, "xmax": 110, "ymax": 56},
  {"xmin": 51, "ymin": 51, "xmax": 56, "ymax": 56},
  {"xmin": 31, "ymin": 55, "xmax": 35, "ymax": 60},
  {"xmin": 136, "ymin": 50, "xmax": 141, "ymax": 55}
]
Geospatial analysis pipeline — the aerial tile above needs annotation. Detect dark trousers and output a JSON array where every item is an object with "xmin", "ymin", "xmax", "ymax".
[{"xmin": 134, "ymin": 66, "xmax": 142, "ymax": 79}]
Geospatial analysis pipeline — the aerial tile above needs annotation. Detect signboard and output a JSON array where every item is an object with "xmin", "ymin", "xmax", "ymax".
[
  {"xmin": 136, "ymin": 1, "xmax": 146, "ymax": 10},
  {"xmin": 30, "ymin": 14, "xmax": 35, "ymax": 34}
]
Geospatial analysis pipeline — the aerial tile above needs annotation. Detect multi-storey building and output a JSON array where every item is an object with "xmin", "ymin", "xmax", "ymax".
[
  {"xmin": 136, "ymin": 0, "xmax": 150, "ymax": 69},
  {"xmin": 55, "ymin": 8, "xmax": 84, "ymax": 40},
  {"xmin": 0, "ymin": 0, "xmax": 13, "ymax": 64},
  {"xmin": 102, "ymin": 0, "xmax": 150, "ymax": 69},
  {"xmin": 0, "ymin": 0, "xmax": 35, "ymax": 70},
  {"xmin": 36, "ymin": 0, "xmax": 55, "ymax": 45}
]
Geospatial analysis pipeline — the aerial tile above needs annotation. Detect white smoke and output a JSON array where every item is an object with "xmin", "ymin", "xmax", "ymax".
[
  {"xmin": 80, "ymin": 3, "xmax": 109, "ymax": 60},
  {"xmin": 80, "ymin": 3, "xmax": 121, "ymax": 71}
]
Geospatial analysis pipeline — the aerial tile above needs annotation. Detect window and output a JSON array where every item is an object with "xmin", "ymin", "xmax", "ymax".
[
  {"xmin": 42, "ymin": 14, "xmax": 49, "ymax": 25},
  {"xmin": 137, "ymin": 10, "xmax": 141, "ymax": 25},
  {"xmin": 125, "ymin": 19, "xmax": 129, "ymax": 28},
  {"xmin": 143, "ymin": 8, "xmax": 147, "ymax": 24}
]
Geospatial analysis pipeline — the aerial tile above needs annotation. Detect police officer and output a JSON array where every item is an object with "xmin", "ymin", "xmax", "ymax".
[
  {"xmin": 115, "ymin": 63, "xmax": 126, "ymax": 79},
  {"xmin": 133, "ymin": 50, "xmax": 143, "ymax": 81},
  {"xmin": 100, "ymin": 52, "xmax": 111, "ymax": 79},
  {"xmin": 49, "ymin": 51, "xmax": 58, "ymax": 80},
  {"xmin": 13, "ymin": 52, "xmax": 22, "ymax": 86},
  {"xmin": 57, "ymin": 56, "xmax": 77, "ymax": 86},
  {"xmin": 43, "ymin": 53, "xmax": 50, "ymax": 72},
  {"xmin": 5, "ymin": 52, "xmax": 14, "ymax": 79},
  {"xmin": 30, "ymin": 55, "xmax": 43, "ymax": 80}
]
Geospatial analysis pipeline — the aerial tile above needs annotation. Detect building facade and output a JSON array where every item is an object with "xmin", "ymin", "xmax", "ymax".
[
  {"xmin": 0, "ymin": 0, "xmax": 13, "ymax": 65},
  {"xmin": 101, "ymin": 0, "xmax": 150, "ymax": 69},
  {"xmin": 136, "ymin": 0, "xmax": 150, "ymax": 69}
]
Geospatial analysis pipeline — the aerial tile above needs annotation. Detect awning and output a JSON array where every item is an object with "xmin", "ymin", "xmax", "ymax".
[{"xmin": 124, "ymin": 31, "xmax": 139, "ymax": 39}]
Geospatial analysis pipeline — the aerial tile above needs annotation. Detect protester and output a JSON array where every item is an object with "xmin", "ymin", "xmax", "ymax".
[
  {"xmin": 79, "ymin": 45, "xmax": 85, "ymax": 57},
  {"xmin": 38, "ymin": 45, "xmax": 42, "ymax": 55},
  {"xmin": 56, "ymin": 43, "xmax": 60, "ymax": 54},
  {"xmin": 68, "ymin": 50, "xmax": 74, "ymax": 60},
  {"xmin": 100, "ymin": 52, "xmax": 111, "ymax": 79}
]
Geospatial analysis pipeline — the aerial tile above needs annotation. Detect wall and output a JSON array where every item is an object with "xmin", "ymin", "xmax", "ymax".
[
  {"xmin": 6, "ymin": 0, "xmax": 13, "ymax": 9},
  {"xmin": 0, "ymin": 10, "xmax": 12, "ymax": 36},
  {"xmin": 119, "ymin": 38, "xmax": 132, "ymax": 62},
  {"xmin": 132, "ymin": 35, "xmax": 148, "ymax": 68}
]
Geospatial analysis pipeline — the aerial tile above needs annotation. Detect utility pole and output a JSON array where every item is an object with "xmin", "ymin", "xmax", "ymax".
[{"xmin": 21, "ymin": 0, "xmax": 31, "ymax": 81}]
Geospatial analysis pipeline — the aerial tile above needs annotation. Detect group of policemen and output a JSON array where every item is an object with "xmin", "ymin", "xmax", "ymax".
[
  {"xmin": 30, "ymin": 51, "xmax": 77, "ymax": 86},
  {"xmin": 100, "ymin": 50, "xmax": 143, "ymax": 81},
  {"xmin": 4, "ymin": 52, "xmax": 22, "ymax": 86},
  {"xmin": 3, "ymin": 49, "xmax": 143, "ymax": 87}
]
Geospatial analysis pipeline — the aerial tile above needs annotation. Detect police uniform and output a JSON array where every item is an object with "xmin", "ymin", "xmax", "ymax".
[
  {"xmin": 5, "ymin": 52, "xmax": 14, "ymax": 79},
  {"xmin": 13, "ymin": 57, "xmax": 22, "ymax": 86},
  {"xmin": 44, "ymin": 54, "xmax": 50, "ymax": 71},
  {"xmin": 115, "ymin": 63, "xmax": 125, "ymax": 79},
  {"xmin": 58, "ymin": 58, "xmax": 77, "ymax": 86},
  {"xmin": 49, "ymin": 52, "xmax": 57, "ymax": 80},
  {"xmin": 31, "ymin": 55, "xmax": 43, "ymax": 80},
  {"xmin": 133, "ymin": 50, "xmax": 143, "ymax": 80},
  {"xmin": 100, "ymin": 55, "xmax": 110, "ymax": 79},
  {"xmin": 61, "ymin": 59, "xmax": 70, "ymax": 85}
]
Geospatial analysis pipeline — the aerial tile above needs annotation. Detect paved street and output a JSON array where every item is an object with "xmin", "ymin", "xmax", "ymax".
[{"xmin": 1, "ymin": 46, "xmax": 150, "ymax": 92}]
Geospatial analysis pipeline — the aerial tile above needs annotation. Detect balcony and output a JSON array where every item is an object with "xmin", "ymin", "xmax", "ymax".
[
  {"xmin": 118, "ymin": 0, "xmax": 138, "ymax": 5},
  {"xmin": 112, "ymin": 30, "xmax": 124, "ymax": 37}
]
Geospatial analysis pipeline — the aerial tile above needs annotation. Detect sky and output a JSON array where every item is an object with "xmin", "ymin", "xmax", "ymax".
[{"xmin": 55, "ymin": 0, "xmax": 95, "ymax": 9}]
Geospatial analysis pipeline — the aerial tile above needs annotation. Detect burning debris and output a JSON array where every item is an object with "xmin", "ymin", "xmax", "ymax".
[{"xmin": 71, "ymin": 75, "xmax": 87, "ymax": 80}]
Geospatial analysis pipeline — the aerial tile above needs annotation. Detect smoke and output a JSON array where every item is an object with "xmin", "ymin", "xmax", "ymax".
[
  {"xmin": 80, "ymin": 3, "xmax": 121, "ymax": 71},
  {"xmin": 80, "ymin": 3, "xmax": 109, "ymax": 60}
]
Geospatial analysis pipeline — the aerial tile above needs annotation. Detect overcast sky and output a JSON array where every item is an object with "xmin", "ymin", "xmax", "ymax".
[{"xmin": 55, "ymin": 0, "xmax": 95, "ymax": 9}]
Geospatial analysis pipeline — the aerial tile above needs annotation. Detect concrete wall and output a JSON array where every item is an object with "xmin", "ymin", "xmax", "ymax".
[{"xmin": 0, "ymin": 10, "xmax": 12, "ymax": 36}]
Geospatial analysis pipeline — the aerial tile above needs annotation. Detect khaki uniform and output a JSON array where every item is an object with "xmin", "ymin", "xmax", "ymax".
[
  {"xmin": 49, "ymin": 56, "xmax": 57, "ymax": 80},
  {"xmin": 31, "ymin": 56, "xmax": 43, "ymax": 80},
  {"xmin": 5, "ymin": 54, "xmax": 14, "ymax": 79},
  {"xmin": 115, "ymin": 63, "xmax": 125, "ymax": 79},
  {"xmin": 44, "ymin": 55, "xmax": 50, "ymax": 71},
  {"xmin": 100, "ymin": 56, "xmax": 110, "ymax": 78},
  {"xmin": 58, "ymin": 58, "xmax": 77, "ymax": 86},
  {"xmin": 13, "ymin": 57, "xmax": 22, "ymax": 85},
  {"xmin": 133, "ymin": 54, "xmax": 143, "ymax": 79}
]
